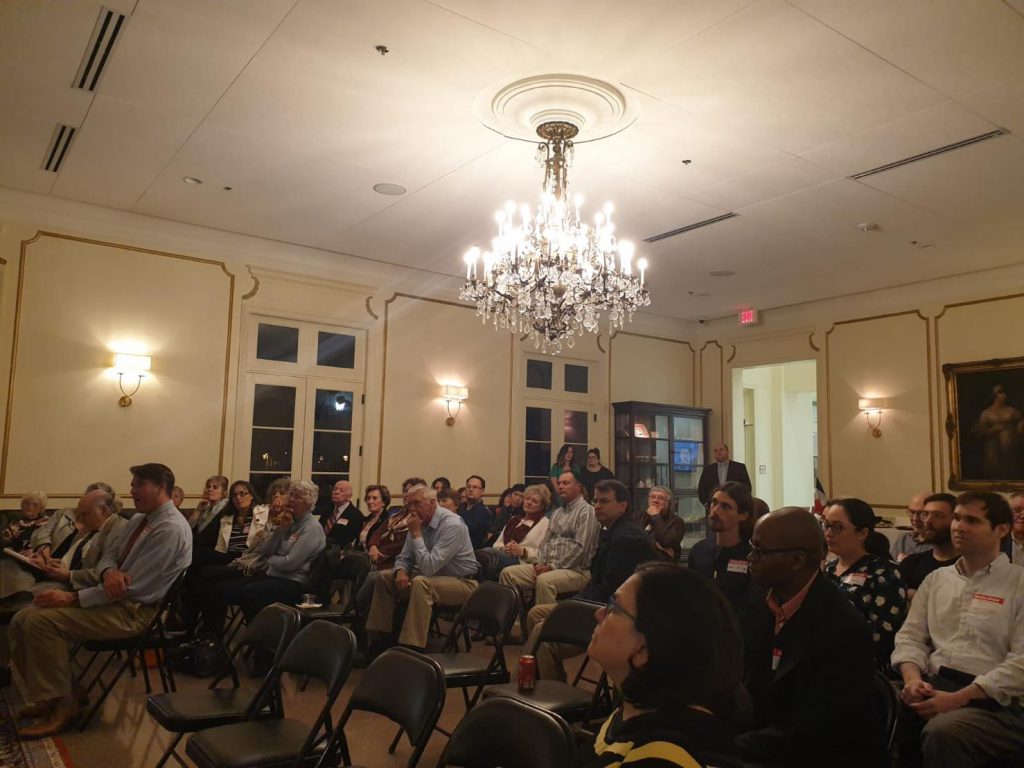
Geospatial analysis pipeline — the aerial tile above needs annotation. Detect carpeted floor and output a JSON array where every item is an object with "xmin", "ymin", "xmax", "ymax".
[{"xmin": 0, "ymin": 680, "xmax": 74, "ymax": 768}]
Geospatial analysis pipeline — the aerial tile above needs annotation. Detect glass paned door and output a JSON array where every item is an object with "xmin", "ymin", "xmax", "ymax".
[
  {"xmin": 524, "ymin": 401, "xmax": 597, "ymax": 488},
  {"xmin": 246, "ymin": 375, "xmax": 304, "ymax": 500},
  {"xmin": 305, "ymin": 382, "xmax": 360, "ymax": 510},
  {"xmin": 524, "ymin": 405, "xmax": 552, "ymax": 487}
]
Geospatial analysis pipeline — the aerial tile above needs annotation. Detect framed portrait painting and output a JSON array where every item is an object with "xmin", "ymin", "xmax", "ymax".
[{"xmin": 943, "ymin": 356, "xmax": 1024, "ymax": 490}]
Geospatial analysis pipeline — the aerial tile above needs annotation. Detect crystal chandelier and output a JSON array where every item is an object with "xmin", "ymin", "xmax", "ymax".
[{"xmin": 460, "ymin": 120, "xmax": 650, "ymax": 354}]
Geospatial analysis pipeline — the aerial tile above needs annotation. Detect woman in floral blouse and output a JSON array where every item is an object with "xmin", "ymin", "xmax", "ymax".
[{"xmin": 822, "ymin": 497, "xmax": 907, "ymax": 670}]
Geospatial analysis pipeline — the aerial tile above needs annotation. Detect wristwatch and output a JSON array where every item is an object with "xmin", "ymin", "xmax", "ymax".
[{"xmin": 71, "ymin": 591, "xmax": 80, "ymax": 606}]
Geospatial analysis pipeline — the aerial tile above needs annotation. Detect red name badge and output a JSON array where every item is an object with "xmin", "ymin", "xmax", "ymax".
[
  {"xmin": 771, "ymin": 648, "xmax": 782, "ymax": 671},
  {"xmin": 727, "ymin": 559, "xmax": 750, "ymax": 574},
  {"xmin": 843, "ymin": 572, "xmax": 868, "ymax": 587},
  {"xmin": 974, "ymin": 593, "xmax": 1005, "ymax": 605}
]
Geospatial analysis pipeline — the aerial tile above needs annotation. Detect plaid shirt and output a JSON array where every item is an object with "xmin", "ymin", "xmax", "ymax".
[{"xmin": 537, "ymin": 495, "xmax": 600, "ymax": 571}]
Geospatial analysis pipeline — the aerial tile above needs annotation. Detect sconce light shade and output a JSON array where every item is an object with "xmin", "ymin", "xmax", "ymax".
[
  {"xmin": 112, "ymin": 353, "xmax": 152, "ymax": 407},
  {"xmin": 440, "ymin": 384, "xmax": 469, "ymax": 426}
]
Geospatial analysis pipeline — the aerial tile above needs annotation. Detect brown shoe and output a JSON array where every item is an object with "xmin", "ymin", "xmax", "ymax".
[
  {"xmin": 17, "ymin": 700, "xmax": 55, "ymax": 720},
  {"xmin": 17, "ymin": 701, "xmax": 80, "ymax": 739}
]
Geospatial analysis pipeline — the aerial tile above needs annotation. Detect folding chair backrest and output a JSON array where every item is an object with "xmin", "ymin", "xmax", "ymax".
[
  {"xmin": 451, "ymin": 582, "xmax": 519, "ymax": 641},
  {"xmin": 534, "ymin": 599, "xmax": 600, "ymax": 649},
  {"xmin": 437, "ymin": 697, "xmax": 576, "ymax": 768},
  {"xmin": 279, "ymin": 620, "xmax": 356, "ymax": 694},
  {"xmin": 239, "ymin": 602, "xmax": 302, "ymax": 657},
  {"xmin": 346, "ymin": 648, "xmax": 446, "ymax": 749}
]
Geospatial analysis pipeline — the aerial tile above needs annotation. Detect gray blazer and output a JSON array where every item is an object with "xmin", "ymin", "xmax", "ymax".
[{"xmin": 70, "ymin": 514, "xmax": 128, "ymax": 590}]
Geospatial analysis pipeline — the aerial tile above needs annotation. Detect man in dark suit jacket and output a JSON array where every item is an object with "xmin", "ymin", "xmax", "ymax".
[
  {"xmin": 697, "ymin": 443, "xmax": 752, "ymax": 508},
  {"xmin": 318, "ymin": 480, "xmax": 362, "ymax": 550},
  {"xmin": 737, "ymin": 507, "xmax": 883, "ymax": 768}
]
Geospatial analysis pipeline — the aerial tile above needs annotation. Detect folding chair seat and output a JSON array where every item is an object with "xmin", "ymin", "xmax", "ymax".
[
  {"xmin": 185, "ymin": 621, "xmax": 357, "ymax": 768},
  {"xmin": 483, "ymin": 598, "xmax": 612, "ymax": 725},
  {"xmin": 146, "ymin": 603, "xmax": 301, "ymax": 768},
  {"xmin": 436, "ymin": 697, "xmax": 576, "ymax": 768}
]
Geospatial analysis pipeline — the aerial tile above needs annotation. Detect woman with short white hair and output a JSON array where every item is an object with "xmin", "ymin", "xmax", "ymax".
[{"xmin": 0, "ymin": 492, "xmax": 52, "ymax": 602}]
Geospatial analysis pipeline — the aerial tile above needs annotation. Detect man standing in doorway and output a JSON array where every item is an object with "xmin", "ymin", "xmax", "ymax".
[{"xmin": 698, "ymin": 443, "xmax": 752, "ymax": 509}]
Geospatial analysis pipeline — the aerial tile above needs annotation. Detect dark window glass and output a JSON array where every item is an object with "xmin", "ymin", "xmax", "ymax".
[
  {"xmin": 525, "ymin": 443, "xmax": 552, "ymax": 477},
  {"xmin": 314, "ymin": 389, "xmax": 354, "ymax": 431},
  {"xmin": 564, "ymin": 410, "xmax": 589, "ymax": 444},
  {"xmin": 525, "ymin": 407, "xmax": 552, "ymax": 442},
  {"xmin": 311, "ymin": 432, "xmax": 352, "ymax": 474},
  {"xmin": 250, "ymin": 429, "xmax": 293, "ymax": 472},
  {"xmin": 253, "ymin": 385, "xmax": 296, "ymax": 428},
  {"xmin": 317, "ymin": 332, "xmax": 356, "ymax": 369},
  {"xmin": 565, "ymin": 364, "xmax": 589, "ymax": 393},
  {"xmin": 526, "ymin": 359, "xmax": 553, "ymax": 389},
  {"xmin": 256, "ymin": 324, "xmax": 299, "ymax": 363},
  {"xmin": 249, "ymin": 472, "xmax": 289, "ymax": 502}
]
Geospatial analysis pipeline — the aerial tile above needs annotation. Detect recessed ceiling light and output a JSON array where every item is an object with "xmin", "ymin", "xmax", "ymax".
[
  {"xmin": 709, "ymin": 270, "xmax": 734, "ymax": 277},
  {"xmin": 857, "ymin": 222, "xmax": 879, "ymax": 232},
  {"xmin": 182, "ymin": 176, "xmax": 203, "ymax": 185},
  {"xmin": 373, "ymin": 182, "xmax": 406, "ymax": 196}
]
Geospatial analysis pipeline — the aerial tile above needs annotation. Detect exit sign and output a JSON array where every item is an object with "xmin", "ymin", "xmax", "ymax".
[{"xmin": 739, "ymin": 308, "xmax": 760, "ymax": 326}]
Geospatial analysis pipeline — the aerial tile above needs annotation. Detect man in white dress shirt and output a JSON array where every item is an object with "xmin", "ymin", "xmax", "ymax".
[{"xmin": 892, "ymin": 491, "xmax": 1024, "ymax": 768}]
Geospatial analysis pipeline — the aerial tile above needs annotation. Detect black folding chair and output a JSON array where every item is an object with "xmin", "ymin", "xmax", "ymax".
[
  {"xmin": 75, "ymin": 570, "xmax": 188, "ymax": 730},
  {"xmin": 435, "ymin": 697, "xmax": 576, "ymax": 768},
  {"xmin": 185, "ymin": 621, "xmax": 357, "ymax": 768},
  {"xmin": 325, "ymin": 647, "xmax": 446, "ymax": 768},
  {"xmin": 146, "ymin": 603, "xmax": 302, "ymax": 768},
  {"xmin": 482, "ymin": 598, "xmax": 612, "ymax": 726}
]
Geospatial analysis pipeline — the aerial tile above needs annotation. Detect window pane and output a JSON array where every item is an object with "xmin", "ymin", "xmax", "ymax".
[
  {"xmin": 314, "ymin": 389, "xmax": 354, "ymax": 431},
  {"xmin": 525, "ymin": 443, "xmax": 552, "ymax": 476},
  {"xmin": 565, "ymin": 364, "xmax": 589, "ymax": 393},
  {"xmin": 525, "ymin": 407, "xmax": 552, "ymax": 442},
  {"xmin": 253, "ymin": 384, "xmax": 296, "ymax": 428},
  {"xmin": 257, "ymin": 323, "xmax": 299, "ymax": 363},
  {"xmin": 311, "ymin": 432, "xmax": 352, "ymax": 474},
  {"xmin": 249, "ymin": 473, "xmax": 289, "ymax": 502},
  {"xmin": 250, "ymin": 429, "xmax": 293, "ymax": 472},
  {"xmin": 526, "ymin": 359, "xmax": 553, "ymax": 389},
  {"xmin": 564, "ymin": 410, "xmax": 589, "ymax": 445},
  {"xmin": 317, "ymin": 332, "xmax": 356, "ymax": 369}
]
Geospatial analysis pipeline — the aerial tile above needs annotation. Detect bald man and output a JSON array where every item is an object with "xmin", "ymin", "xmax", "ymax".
[
  {"xmin": 697, "ymin": 443, "xmax": 751, "ymax": 509},
  {"xmin": 319, "ymin": 480, "xmax": 362, "ymax": 550},
  {"xmin": 737, "ymin": 508, "xmax": 882, "ymax": 767},
  {"xmin": 891, "ymin": 492, "xmax": 934, "ymax": 562}
]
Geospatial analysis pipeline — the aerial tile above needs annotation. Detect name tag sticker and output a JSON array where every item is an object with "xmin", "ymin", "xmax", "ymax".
[
  {"xmin": 974, "ymin": 593, "xmax": 1005, "ymax": 606},
  {"xmin": 338, "ymin": 518, "xmax": 350, "ymax": 526},
  {"xmin": 727, "ymin": 559, "xmax": 749, "ymax": 574},
  {"xmin": 843, "ymin": 572, "xmax": 869, "ymax": 587},
  {"xmin": 771, "ymin": 648, "xmax": 782, "ymax": 671}
]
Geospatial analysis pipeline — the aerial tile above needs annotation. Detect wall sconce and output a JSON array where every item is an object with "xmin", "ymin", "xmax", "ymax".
[
  {"xmin": 113, "ymin": 353, "xmax": 152, "ymax": 407},
  {"xmin": 441, "ymin": 384, "xmax": 468, "ymax": 426},
  {"xmin": 858, "ymin": 398, "xmax": 888, "ymax": 438}
]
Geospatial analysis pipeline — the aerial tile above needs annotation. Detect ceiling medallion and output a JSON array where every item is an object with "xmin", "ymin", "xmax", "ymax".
[{"xmin": 460, "ymin": 116, "xmax": 650, "ymax": 354}]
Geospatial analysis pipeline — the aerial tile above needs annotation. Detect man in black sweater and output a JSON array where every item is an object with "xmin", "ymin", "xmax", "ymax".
[
  {"xmin": 737, "ymin": 507, "xmax": 883, "ymax": 767},
  {"xmin": 524, "ymin": 478, "xmax": 655, "ymax": 681}
]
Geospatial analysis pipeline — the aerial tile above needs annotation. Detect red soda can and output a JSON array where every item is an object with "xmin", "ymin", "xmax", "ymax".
[{"xmin": 518, "ymin": 655, "xmax": 536, "ymax": 691}]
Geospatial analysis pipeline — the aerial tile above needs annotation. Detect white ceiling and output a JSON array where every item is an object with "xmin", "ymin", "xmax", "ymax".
[{"xmin": 1, "ymin": 0, "xmax": 1022, "ymax": 320}]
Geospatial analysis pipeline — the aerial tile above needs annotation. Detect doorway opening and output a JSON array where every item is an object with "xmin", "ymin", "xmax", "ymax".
[{"xmin": 731, "ymin": 360, "xmax": 818, "ymax": 510}]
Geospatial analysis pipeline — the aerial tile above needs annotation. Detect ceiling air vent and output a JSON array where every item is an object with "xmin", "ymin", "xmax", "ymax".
[
  {"xmin": 849, "ymin": 129, "xmax": 1008, "ymax": 180},
  {"xmin": 72, "ymin": 7, "xmax": 127, "ymax": 92},
  {"xmin": 643, "ymin": 212, "xmax": 738, "ymax": 244},
  {"xmin": 41, "ymin": 124, "xmax": 77, "ymax": 173}
]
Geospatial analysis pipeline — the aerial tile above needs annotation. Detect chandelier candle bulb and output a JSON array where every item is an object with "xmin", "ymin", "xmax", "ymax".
[{"xmin": 638, "ymin": 258, "xmax": 648, "ymax": 286}]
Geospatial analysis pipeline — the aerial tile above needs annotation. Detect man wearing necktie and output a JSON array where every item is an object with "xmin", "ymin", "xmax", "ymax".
[
  {"xmin": 320, "ymin": 480, "xmax": 362, "ymax": 551},
  {"xmin": 10, "ymin": 463, "xmax": 191, "ymax": 738}
]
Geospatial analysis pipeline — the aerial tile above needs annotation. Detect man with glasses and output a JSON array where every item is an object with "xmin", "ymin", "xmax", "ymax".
[
  {"xmin": 736, "ymin": 507, "xmax": 881, "ymax": 767},
  {"xmin": 898, "ymin": 494, "xmax": 959, "ymax": 599},
  {"xmin": 458, "ymin": 475, "xmax": 491, "ymax": 549},
  {"xmin": 892, "ymin": 492, "xmax": 935, "ymax": 563}
]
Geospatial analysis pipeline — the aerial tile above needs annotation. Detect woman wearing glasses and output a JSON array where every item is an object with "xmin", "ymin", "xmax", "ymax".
[
  {"xmin": 821, "ymin": 497, "xmax": 907, "ymax": 670},
  {"xmin": 584, "ymin": 563, "xmax": 743, "ymax": 768}
]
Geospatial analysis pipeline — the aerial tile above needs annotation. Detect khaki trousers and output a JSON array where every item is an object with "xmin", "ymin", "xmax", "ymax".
[
  {"xmin": 499, "ymin": 563, "xmax": 590, "ymax": 605},
  {"xmin": 365, "ymin": 569, "xmax": 477, "ymax": 649},
  {"xmin": 524, "ymin": 602, "xmax": 585, "ymax": 683},
  {"xmin": 10, "ymin": 601, "xmax": 156, "ymax": 703}
]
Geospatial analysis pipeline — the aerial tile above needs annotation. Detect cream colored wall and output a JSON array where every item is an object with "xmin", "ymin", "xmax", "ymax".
[{"xmin": 608, "ymin": 332, "xmax": 695, "ymax": 406}]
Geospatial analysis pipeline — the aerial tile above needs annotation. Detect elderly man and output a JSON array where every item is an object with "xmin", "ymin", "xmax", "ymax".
[
  {"xmin": 737, "ymin": 507, "xmax": 881, "ymax": 767},
  {"xmin": 633, "ymin": 484, "xmax": 685, "ymax": 561},
  {"xmin": 365, "ymin": 485, "xmax": 478, "ymax": 651},
  {"xmin": 697, "ymin": 443, "xmax": 751, "ymax": 509},
  {"xmin": 10, "ymin": 463, "xmax": 191, "ymax": 738},
  {"xmin": 319, "ymin": 479, "xmax": 362, "ymax": 550},
  {"xmin": 892, "ymin": 492, "xmax": 935, "ymax": 562},
  {"xmin": 499, "ymin": 471, "xmax": 600, "ymax": 605},
  {"xmin": 893, "ymin": 491, "xmax": 1024, "ymax": 768}
]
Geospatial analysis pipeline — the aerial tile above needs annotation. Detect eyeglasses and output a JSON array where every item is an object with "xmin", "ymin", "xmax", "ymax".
[
  {"xmin": 747, "ymin": 540, "xmax": 813, "ymax": 559},
  {"xmin": 232, "ymin": 490, "xmax": 252, "ymax": 498},
  {"xmin": 602, "ymin": 595, "xmax": 637, "ymax": 623},
  {"xmin": 821, "ymin": 522, "xmax": 847, "ymax": 534}
]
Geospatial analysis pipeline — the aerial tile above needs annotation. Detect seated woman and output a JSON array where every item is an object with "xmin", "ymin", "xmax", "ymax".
[
  {"xmin": 188, "ymin": 474, "xmax": 229, "ymax": 551},
  {"xmin": 584, "ymin": 563, "xmax": 743, "ymax": 768},
  {"xmin": 332, "ymin": 484, "xmax": 391, "ymax": 615},
  {"xmin": 212, "ymin": 478, "xmax": 290, "ymax": 580},
  {"xmin": 822, "ymin": 497, "xmax": 907, "ymax": 670},
  {"xmin": 200, "ymin": 480, "xmax": 325, "ymax": 634},
  {"xmin": 211, "ymin": 481, "xmax": 268, "ymax": 565},
  {"xmin": 437, "ymin": 488, "xmax": 460, "ymax": 513},
  {"xmin": 0, "ymin": 492, "xmax": 51, "ymax": 604},
  {"xmin": 483, "ymin": 483, "xmax": 550, "ymax": 574},
  {"xmin": 354, "ymin": 480, "xmax": 416, "ymax": 617},
  {"xmin": 484, "ymin": 484, "xmax": 525, "ymax": 546}
]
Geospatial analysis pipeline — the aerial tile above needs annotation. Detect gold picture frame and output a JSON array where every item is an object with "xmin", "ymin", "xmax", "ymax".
[{"xmin": 943, "ymin": 356, "xmax": 1024, "ymax": 491}]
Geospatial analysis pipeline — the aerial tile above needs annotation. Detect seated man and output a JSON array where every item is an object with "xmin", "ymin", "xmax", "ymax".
[
  {"xmin": 687, "ymin": 481, "xmax": 757, "ymax": 615},
  {"xmin": 737, "ymin": 507, "xmax": 881, "ymax": 767},
  {"xmin": 9, "ymin": 463, "xmax": 191, "ymax": 738},
  {"xmin": 458, "ymin": 475, "xmax": 491, "ymax": 550},
  {"xmin": 365, "ymin": 484, "xmax": 478, "ymax": 651},
  {"xmin": 892, "ymin": 492, "xmax": 934, "ymax": 562},
  {"xmin": 633, "ymin": 484, "xmax": 685, "ymax": 561},
  {"xmin": 892, "ymin": 491, "xmax": 1024, "ymax": 768},
  {"xmin": 319, "ymin": 479, "xmax": 362, "ymax": 551},
  {"xmin": 499, "ymin": 470, "xmax": 600, "ymax": 605},
  {"xmin": 524, "ymin": 479, "xmax": 655, "ymax": 681},
  {"xmin": 898, "ymin": 493, "xmax": 958, "ymax": 599}
]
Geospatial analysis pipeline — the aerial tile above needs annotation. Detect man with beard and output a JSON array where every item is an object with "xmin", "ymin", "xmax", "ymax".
[
  {"xmin": 898, "ymin": 494, "xmax": 958, "ymax": 599},
  {"xmin": 687, "ymin": 482, "xmax": 756, "ymax": 615},
  {"xmin": 891, "ymin": 492, "xmax": 935, "ymax": 562}
]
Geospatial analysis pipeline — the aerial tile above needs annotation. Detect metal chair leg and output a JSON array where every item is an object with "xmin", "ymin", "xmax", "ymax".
[{"xmin": 388, "ymin": 726, "xmax": 403, "ymax": 754}]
